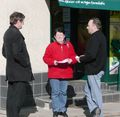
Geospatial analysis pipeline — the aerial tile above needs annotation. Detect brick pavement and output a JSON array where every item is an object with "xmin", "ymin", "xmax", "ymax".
[{"xmin": 0, "ymin": 103, "xmax": 120, "ymax": 117}]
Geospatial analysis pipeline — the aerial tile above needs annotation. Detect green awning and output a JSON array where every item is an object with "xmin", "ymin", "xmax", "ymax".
[{"xmin": 58, "ymin": 0, "xmax": 120, "ymax": 11}]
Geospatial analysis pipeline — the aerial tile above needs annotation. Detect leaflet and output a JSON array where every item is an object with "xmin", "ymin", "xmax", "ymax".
[{"xmin": 58, "ymin": 59, "xmax": 68, "ymax": 63}]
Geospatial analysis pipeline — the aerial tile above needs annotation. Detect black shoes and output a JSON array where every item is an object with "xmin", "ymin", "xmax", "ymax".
[
  {"xmin": 53, "ymin": 112, "xmax": 68, "ymax": 117},
  {"xmin": 91, "ymin": 107, "xmax": 101, "ymax": 117},
  {"xmin": 61, "ymin": 112, "xmax": 68, "ymax": 117},
  {"xmin": 53, "ymin": 112, "xmax": 58, "ymax": 117}
]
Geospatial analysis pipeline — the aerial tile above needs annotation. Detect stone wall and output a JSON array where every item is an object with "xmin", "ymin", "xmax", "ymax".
[{"xmin": 0, "ymin": 72, "xmax": 49, "ymax": 109}]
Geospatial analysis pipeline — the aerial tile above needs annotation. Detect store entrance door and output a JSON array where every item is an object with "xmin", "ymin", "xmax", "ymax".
[{"xmin": 70, "ymin": 9, "xmax": 109, "ymax": 80}]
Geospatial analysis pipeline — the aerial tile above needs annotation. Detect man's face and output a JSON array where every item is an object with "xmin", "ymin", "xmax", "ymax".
[
  {"xmin": 86, "ymin": 20, "xmax": 95, "ymax": 34},
  {"xmin": 54, "ymin": 32, "xmax": 65, "ymax": 44},
  {"xmin": 15, "ymin": 20, "xmax": 24, "ymax": 29}
]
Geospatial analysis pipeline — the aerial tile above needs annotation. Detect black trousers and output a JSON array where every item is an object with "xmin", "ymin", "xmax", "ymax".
[{"xmin": 6, "ymin": 81, "xmax": 27, "ymax": 117}]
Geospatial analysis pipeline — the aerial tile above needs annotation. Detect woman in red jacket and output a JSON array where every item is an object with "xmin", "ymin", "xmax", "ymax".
[{"xmin": 43, "ymin": 27, "xmax": 77, "ymax": 117}]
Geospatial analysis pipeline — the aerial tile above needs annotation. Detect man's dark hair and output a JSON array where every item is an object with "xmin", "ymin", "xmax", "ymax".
[
  {"xmin": 10, "ymin": 12, "xmax": 25, "ymax": 25},
  {"xmin": 91, "ymin": 17, "xmax": 102, "ymax": 30}
]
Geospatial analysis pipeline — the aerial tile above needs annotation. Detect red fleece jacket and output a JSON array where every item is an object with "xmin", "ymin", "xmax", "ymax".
[{"xmin": 43, "ymin": 41, "xmax": 77, "ymax": 79}]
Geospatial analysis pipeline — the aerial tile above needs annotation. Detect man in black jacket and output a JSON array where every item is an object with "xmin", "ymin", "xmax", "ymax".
[
  {"xmin": 2, "ymin": 12, "xmax": 34, "ymax": 117},
  {"xmin": 76, "ymin": 18, "xmax": 107, "ymax": 117}
]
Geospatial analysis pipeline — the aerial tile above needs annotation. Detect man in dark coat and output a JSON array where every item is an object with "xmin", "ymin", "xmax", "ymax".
[
  {"xmin": 2, "ymin": 12, "xmax": 34, "ymax": 117},
  {"xmin": 76, "ymin": 18, "xmax": 107, "ymax": 117}
]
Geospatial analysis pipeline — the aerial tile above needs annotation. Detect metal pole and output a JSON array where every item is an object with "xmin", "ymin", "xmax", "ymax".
[{"xmin": 117, "ymin": 59, "xmax": 120, "ymax": 91}]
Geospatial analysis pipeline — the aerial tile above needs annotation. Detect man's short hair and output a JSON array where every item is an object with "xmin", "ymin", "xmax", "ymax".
[
  {"xmin": 91, "ymin": 17, "xmax": 102, "ymax": 30},
  {"xmin": 10, "ymin": 12, "xmax": 25, "ymax": 25}
]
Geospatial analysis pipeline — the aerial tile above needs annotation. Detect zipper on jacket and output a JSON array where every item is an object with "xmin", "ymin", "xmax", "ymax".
[{"xmin": 61, "ymin": 45, "xmax": 63, "ymax": 52}]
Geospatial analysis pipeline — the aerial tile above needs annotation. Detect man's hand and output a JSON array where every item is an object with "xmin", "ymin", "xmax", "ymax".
[
  {"xmin": 75, "ymin": 56, "xmax": 80, "ymax": 63},
  {"xmin": 80, "ymin": 55, "xmax": 85, "ymax": 57}
]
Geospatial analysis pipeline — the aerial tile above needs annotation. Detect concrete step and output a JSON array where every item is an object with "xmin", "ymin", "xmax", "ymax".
[
  {"xmin": 35, "ymin": 80, "xmax": 120, "ymax": 109},
  {"xmin": 35, "ymin": 90, "xmax": 120, "ymax": 109}
]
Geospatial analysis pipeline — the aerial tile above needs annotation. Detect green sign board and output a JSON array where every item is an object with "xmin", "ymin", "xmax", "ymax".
[{"xmin": 58, "ymin": 0, "xmax": 120, "ymax": 11}]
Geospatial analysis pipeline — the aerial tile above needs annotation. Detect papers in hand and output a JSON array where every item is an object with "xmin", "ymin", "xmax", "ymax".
[{"xmin": 58, "ymin": 59, "xmax": 68, "ymax": 63}]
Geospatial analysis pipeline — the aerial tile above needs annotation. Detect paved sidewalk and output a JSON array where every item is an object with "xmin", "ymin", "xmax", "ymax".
[{"xmin": 0, "ymin": 103, "xmax": 120, "ymax": 117}]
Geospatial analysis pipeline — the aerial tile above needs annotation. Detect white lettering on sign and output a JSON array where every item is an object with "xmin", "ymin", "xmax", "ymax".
[{"xmin": 59, "ymin": 0, "xmax": 105, "ymax": 6}]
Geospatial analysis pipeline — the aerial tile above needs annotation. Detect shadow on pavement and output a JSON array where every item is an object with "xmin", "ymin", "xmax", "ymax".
[
  {"xmin": 75, "ymin": 97, "xmax": 91, "ymax": 117},
  {"xmin": 66, "ymin": 85, "xmax": 76, "ymax": 107},
  {"xmin": 20, "ymin": 106, "xmax": 37, "ymax": 117}
]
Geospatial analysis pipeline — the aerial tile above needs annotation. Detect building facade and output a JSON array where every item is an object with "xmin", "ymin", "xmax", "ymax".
[{"xmin": 0, "ymin": 0, "xmax": 50, "ymax": 109}]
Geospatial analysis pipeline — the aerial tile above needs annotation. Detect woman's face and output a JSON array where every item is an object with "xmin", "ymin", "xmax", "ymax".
[{"xmin": 54, "ymin": 32, "xmax": 65, "ymax": 44}]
